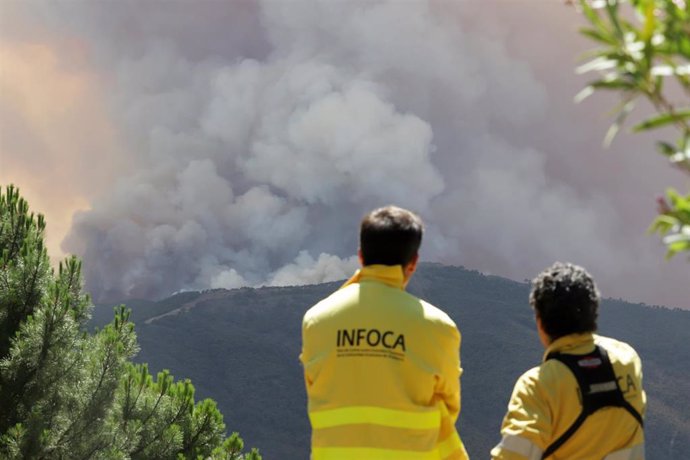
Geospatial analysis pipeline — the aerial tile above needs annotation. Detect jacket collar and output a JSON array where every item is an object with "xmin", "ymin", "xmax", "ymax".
[
  {"xmin": 340, "ymin": 264, "xmax": 406, "ymax": 290},
  {"xmin": 543, "ymin": 332, "xmax": 596, "ymax": 362}
]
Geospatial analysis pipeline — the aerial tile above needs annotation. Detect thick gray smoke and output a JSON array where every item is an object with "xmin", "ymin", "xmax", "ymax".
[{"xmin": 2, "ymin": 1, "xmax": 688, "ymax": 307}]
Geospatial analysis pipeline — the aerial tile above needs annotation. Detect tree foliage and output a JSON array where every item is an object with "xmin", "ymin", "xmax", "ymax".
[
  {"xmin": 0, "ymin": 185, "xmax": 261, "ymax": 459},
  {"xmin": 573, "ymin": 0, "xmax": 690, "ymax": 258}
]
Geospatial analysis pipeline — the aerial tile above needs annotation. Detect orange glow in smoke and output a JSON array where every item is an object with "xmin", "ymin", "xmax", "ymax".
[{"xmin": 0, "ymin": 41, "xmax": 125, "ymax": 262}]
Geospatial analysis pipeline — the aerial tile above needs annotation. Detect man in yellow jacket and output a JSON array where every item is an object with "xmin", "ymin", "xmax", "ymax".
[
  {"xmin": 300, "ymin": 206, "xmax": 468, "ymax": 460},
  {"xmin": 492, "ymin": 262, "xmax": 645, "ymax": 460}
]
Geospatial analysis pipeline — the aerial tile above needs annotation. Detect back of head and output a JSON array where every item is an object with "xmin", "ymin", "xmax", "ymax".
[
  {"xmin": 530, "ymin": 262, "xmax": 600, "ymax": 340},
  {"xmin": 360, "ymin": 206, "xmax": 423, "ymax": 266}
]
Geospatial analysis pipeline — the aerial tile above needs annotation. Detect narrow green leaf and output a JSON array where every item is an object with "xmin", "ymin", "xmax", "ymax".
[
  {"xmin": 579, "ymin": 27, "xmax": 616, "ymax": 45},
  {"xmin": 580, "ymin": 0, "xmax": 608, "ymax": 32},
  {"xmin": 604, "ymin": 99, "xmax": 636, "ymax": 147},
  {"xmin": 632, "ymin": 109, "xmax": 690, "ymax": 132},
  {"xmin": 576, "ymin": 57, "xmax": 618, "ymax": 74},
  {"xmin": 665, "ymin": 236, "xmax": 690, "ymax": 253},
  {"xmin": 679, "ymin": 37, "xmax": 690, "ymax": 59},
  {"xmin": 591, "ymin": 79, "xmax": 637, "ymax": 90},
  {"xmin": 574, "ymin": 86, "xmax": 596, "ymax": 103},
  {"xmin": 656, "ymin": 141, "xmax": 678, "ymax": 157},
  {"xmin": 666, "ymin": 188, "xmax": 682, "ymax": 203},
  {"xmin": 648, "ymin": 215, "xmax": 676, "ymax": 234},
  {"xmin": 574, "ymin": 78, "xmax": 636, "ymax": 104},
  {"xmin": 605, "ymin": 1, "xmax": 624, "ymax": 39}
]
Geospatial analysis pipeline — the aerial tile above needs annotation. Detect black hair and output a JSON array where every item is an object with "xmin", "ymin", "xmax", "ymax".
[
  {"xmin": 359, "ymin": 206, "xmax": 423, "ymax": 267},
  {"xmin": 530, "ymin": 262, "xmax": 599, "ymax": 340}
]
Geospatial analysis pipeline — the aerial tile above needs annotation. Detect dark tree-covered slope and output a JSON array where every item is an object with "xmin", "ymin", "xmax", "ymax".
[{"xmin": 94, "ymin": 263, "xmax": 690, "ymax": 459}]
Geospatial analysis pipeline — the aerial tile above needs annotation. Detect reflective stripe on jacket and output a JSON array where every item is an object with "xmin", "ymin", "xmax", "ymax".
[
  {"xmin": 301, "ymin": 265, "xmax": 468, "ymax": 460},
  {"xmin": 491, "ymin": 333, "xmax": 646, "ymax": 460}
]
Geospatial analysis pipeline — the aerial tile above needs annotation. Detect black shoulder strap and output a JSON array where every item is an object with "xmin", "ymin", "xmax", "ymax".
[{"xmin": 541, "ymin": 345, "xmax": 643, "ymax": 459}]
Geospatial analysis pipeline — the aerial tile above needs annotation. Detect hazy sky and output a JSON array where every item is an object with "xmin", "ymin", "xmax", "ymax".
[{"xmin": 1, "ymin": 0, "xmax": 688, "ymax": 308}]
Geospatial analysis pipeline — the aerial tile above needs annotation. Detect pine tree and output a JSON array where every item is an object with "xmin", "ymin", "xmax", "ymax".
[{"xmin": 0, "ymin": 185, "xmax": 261, "ymax": 460}]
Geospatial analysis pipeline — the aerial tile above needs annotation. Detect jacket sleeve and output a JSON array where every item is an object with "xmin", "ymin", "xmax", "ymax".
[
  {"xmin": 300, "ymin": 312, "xmax": 316, "ymax": 389},
  {"xmin": 436, "ymin": 324, "xmax": 469, "ymax": 460},
  {"xmin": 299, "ymin": 322, "xmax": 313, "ymax": 388},
  {"xmin": 491, "ymin": 368, "xmax": 551, "ymax": 460},
  {"xmin": 436, "ymin": 325, "xmax": 462, "ymax": 422}
]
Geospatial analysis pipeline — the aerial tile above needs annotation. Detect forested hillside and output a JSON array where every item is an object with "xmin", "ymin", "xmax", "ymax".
[{"xmin": 93, "ymin": 264, "xmax": 690, "ymax": 459}]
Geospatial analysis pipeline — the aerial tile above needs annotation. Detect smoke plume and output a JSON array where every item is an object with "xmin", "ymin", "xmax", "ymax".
[{"xmin": 1, "ymin": 1, "xmax": 687, "ymax": 308}]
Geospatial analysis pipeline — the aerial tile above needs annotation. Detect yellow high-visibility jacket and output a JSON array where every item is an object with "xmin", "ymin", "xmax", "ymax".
[
  {"xmin": 491, "ymin": 333, "xmax": 646, "ymax": 460},
  {"xmin": 300, "ymin": 265, "xmax": 468, "ymax": 460}
]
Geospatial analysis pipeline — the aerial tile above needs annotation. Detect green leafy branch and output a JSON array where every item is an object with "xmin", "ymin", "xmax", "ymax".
[{"xmin": 574, "ymin": 0, "xmax": 690, "ymax": 258}]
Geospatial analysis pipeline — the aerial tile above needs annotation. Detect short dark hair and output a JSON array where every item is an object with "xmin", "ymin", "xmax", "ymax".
[
  {"xmin": 360, "ymin": 206, "xmax": 423, "ymax": 266},
  {"xmin": 530, "ymin": 262, "xmax": 599, "ymax": 340}
]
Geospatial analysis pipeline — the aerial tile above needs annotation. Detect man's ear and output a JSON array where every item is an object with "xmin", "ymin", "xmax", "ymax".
[
  {"xmin": 404, "ymin": 253, "xmax": 419, "ymax": 279},
  {"xmin": 358, "ymin": 248, "xmax": 364, "ymax": 266},
  {"xmin": 535, "ymin": 314, "xmax": 551, "ymax": 348}
]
